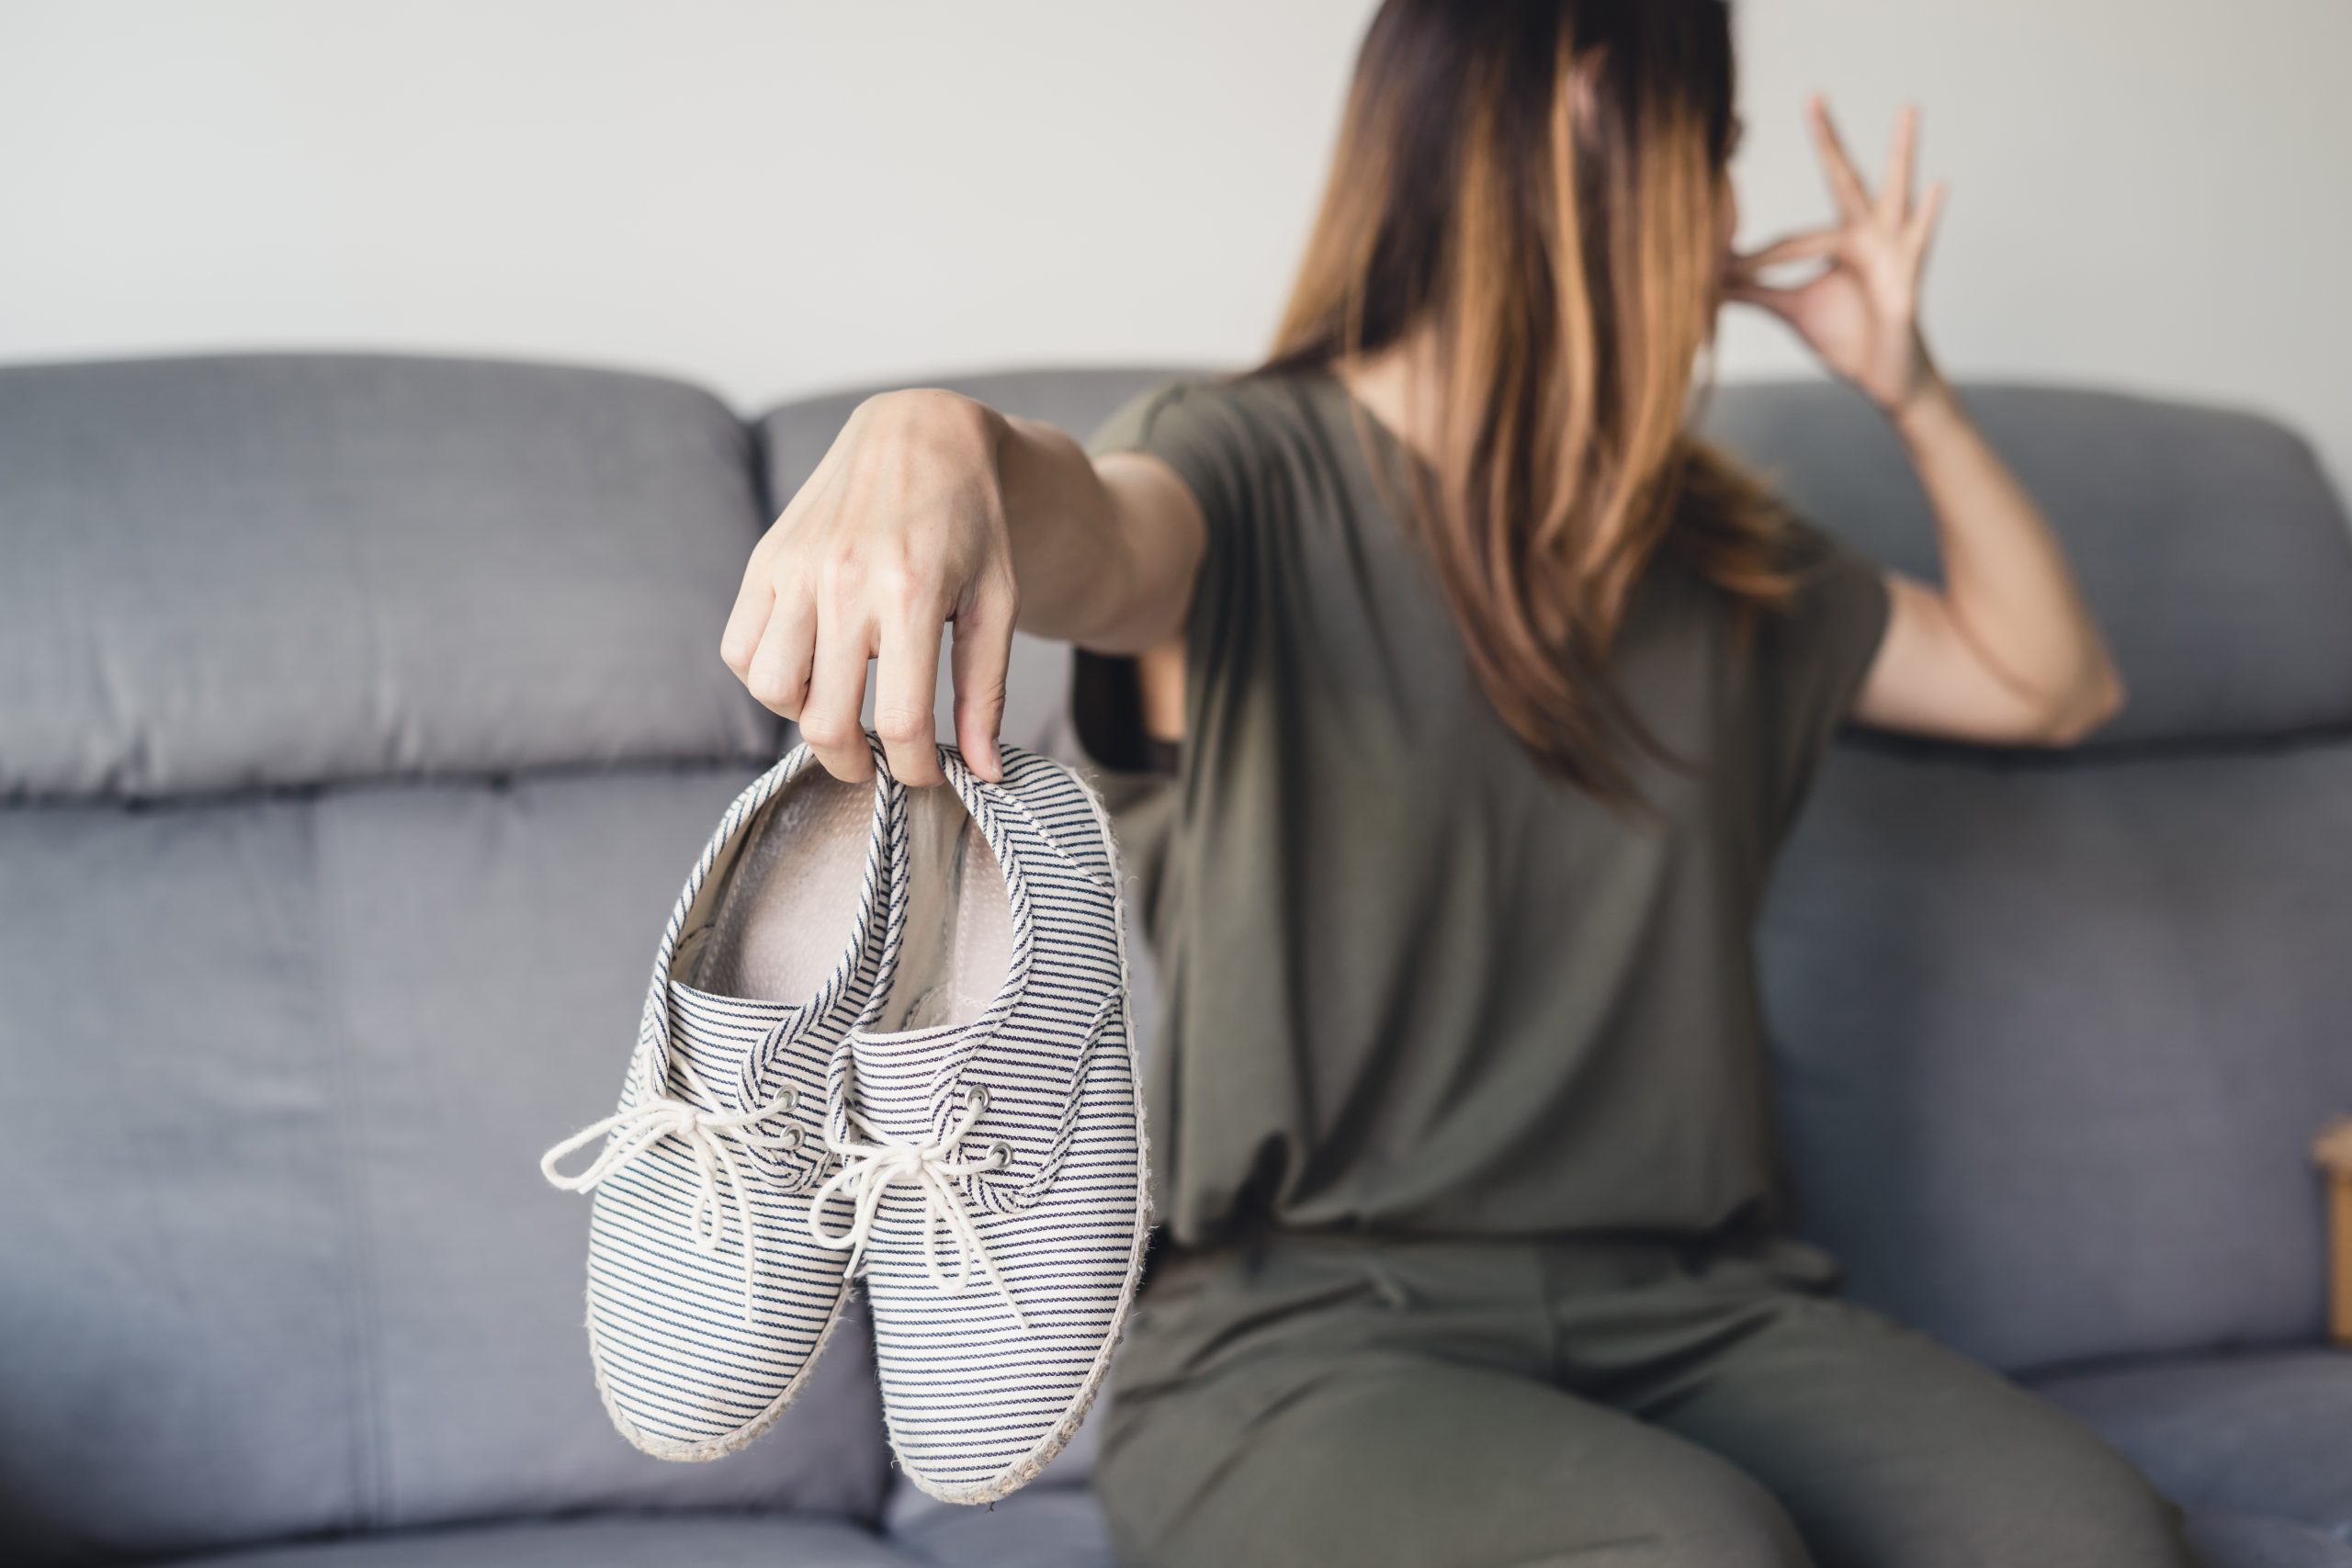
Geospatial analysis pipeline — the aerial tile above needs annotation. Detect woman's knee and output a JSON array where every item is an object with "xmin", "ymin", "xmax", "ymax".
[
  {"xmin": 2006, "ymin": 1430, "xmax": 2198, "ymax": 1568},
  {"xmin": 1097, "ymin": 1356, "xmax": 1815, "ymax": 1568},
  {"xmin": 1779, "ymin": 1382, "xmax": 2196, "ymax": 1568},
  {"xmin": 1111, "ymin": 1459, "xmax": 1811, "ymax": 1568},
  {"xmin": 1902, "ymin": 1382, "xmax": 2197, "ymax": 1567},
  {"xmin": 1619, "ymin": 1449, "xmax": 1815, "ymax": 1568}
]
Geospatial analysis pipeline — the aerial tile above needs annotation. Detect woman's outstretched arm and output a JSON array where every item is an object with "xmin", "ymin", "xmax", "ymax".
[
  {"xmin": 1731, "ymin": 97, "xmax": 2125, "ymax": 746},
  {"xmin": 720, "ymin": 389, "xmax": 1205, "ymax": 785}
]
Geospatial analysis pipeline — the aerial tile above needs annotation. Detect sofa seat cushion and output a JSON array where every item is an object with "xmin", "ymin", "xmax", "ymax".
[
  {"xmin": 165, "ymin": 1515, "xmax": 923, "ymax": 1568},
  {"xmin": 153, "ymin": 1495, "xmax": 2336, "ymax": 1568},
  {"xmin": 2033, "ymin": 1348, "xmax": 2352, "ymax": 1539},
  {"xmin": 0, "ymin": 768, "xmax": 891, "ymax": 1563},
  {"xmin": 888, "ymin": 1485, "xmax": 1115, "ymax": 1568},
  {"xmin": 2184, "ymin": 1509, "xmax": 2352, "ymax": 1568},
  {"xmin": 877, "ymin": 1461, "xmax": 2352, "ymax": 1568}
]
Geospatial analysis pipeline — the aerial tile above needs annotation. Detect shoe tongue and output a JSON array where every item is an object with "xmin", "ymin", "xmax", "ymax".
[
  {"xmin": 664, "ymin": 987, "xmax": 820, "ymax": 1112},
  {"xmin": 850, "ymin": 1024, "xmax": 975, "ymax": 1141}
]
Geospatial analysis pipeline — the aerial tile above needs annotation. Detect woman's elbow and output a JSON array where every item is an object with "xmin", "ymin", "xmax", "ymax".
[{"xmin": 2032, "ymin": 660, "xmax": 2127, "ymax": 748}]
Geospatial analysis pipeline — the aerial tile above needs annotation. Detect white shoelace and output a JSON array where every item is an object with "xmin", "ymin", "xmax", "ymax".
[
  {"xmin": 540, "ymin": 1055, "xmax": 803, "ymax": 1325},
  {"xmin": 806, "ymin": 1090, "xmax": 1030, "ymax": 1330}
]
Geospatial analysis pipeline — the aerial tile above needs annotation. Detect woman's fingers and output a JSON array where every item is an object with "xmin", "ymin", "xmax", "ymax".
[
  {"xmin": 723, "ymin": 390, "xmax": 1024, "ymax": 784},
  {"xmin": 948, "ymin": 572, "xmax": 1018, "ymax": 784},
  {"xmin": 1724, "ymin": 277, "xmax": 1804, "ymax": 321},
  {"xmin": 1735, "ymin": 228, "xmax": 1840, "ymax": 273},
  {"xmin": 1881, "ymin": 103, "xmax": 1918, "ymax": 225},
  {"xmin": 873, "ymin": 609, "xmax": 946, "ymax": 786},
  {"xmin": 743, "ymin": 586, "xmax": 817, "ymax": 719},
  {"xmin": 1806, "ymin": 93, "xmax": 1872, "ymax": 220},
  {"xmin": 1908, "ymin": 178, "xmax": 1949, "ymax": 256},
  {"xmin": 798, "ymin": 614, "xmax": 876, "ymax": 782},
  {"xmin": 720, "ymin": 547, "xmax": 779, "ymax": 681}
]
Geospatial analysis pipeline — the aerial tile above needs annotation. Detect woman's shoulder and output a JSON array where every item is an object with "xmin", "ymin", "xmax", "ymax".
[{"xmin": 1084, "ymin": 367, "xmax": 1336, "ymax": 461}]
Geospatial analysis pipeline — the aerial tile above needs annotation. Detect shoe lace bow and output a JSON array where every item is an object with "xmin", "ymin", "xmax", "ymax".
[
  {"xmin": 806, "ymin": 1089, "xmax": 1030, "ymax": 1330},
  {"xmin": 540, "ymin": 1053, "xmax": 804, "ymax": 1325}
]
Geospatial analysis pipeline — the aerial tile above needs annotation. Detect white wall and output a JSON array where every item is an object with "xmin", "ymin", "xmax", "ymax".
[{"xmin": 3, "ymin": 0, "xmax": 2346, "ymax": 494}]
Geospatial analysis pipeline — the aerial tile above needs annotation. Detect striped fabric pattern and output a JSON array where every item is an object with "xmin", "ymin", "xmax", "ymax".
[
  {"xmin": 547, "ymin": 743, "xmax": 907, "ymax": 1461},
  {"xmin": 833, "ymin": 744, "xmax": 1148, "ymax": 1505}
]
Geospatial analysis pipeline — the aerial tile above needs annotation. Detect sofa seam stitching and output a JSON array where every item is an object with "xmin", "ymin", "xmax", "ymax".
[{"xmin": 309, "ymin": 795, "xmax": 392, "ymax": 1529}]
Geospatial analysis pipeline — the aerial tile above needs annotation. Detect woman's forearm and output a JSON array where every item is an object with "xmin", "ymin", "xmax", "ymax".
[
  {"xmin": 1889, "ymin": 375, "xmax": 2125, "ymax": 739},
  {"xmin": 1729, "ymin": 97, "xmax": 2124, "ymax": 747},
  {"xmin": 983, "ymin": 408, "xmax": 1202, "ymax": 654}
]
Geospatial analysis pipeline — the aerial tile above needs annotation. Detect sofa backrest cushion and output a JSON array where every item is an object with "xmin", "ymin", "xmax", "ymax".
[
  {"xmin": 1759, "ymin": 739, "xmax": 2352, "ymax": 1372},
  {"xmin": 1702, "ymin": 381, "xmax": 2352, "ymax": 749},
  {"xmin": 1718, "ymin": 384, "xmax": 2352, "ymax": 1372},
  {"xmin": 0, "ymin": 355, "xmax": 888, "ymax": 1565},
  {"xmin": 0, "ymin": 768, "xmax": 894, "ymax": 1564},
  {"xmin": 0, "ymin": 355, "xmax": 777, "ymax": 801}
]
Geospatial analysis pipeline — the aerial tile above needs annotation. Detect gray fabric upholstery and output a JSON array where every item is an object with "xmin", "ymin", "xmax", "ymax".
[
  {"xmin": 1701, "ymin": 380, "xmax": 2352, "ymax": 748},
  {"xmin": 881, "ymin": 1492, "xmax": 2352, "ymax": 1568},
  {"xmin": 888, "ymin": 1487, "xmax": 1116, "ymax": 1568},
  {"xmin": 8, "ymin": 355, "xmax": 2349, "ymax": 1566},
  {"xmin": 0, "ymin": 767, "xmax": 889, "ymax": 1564},
  {"xmin": 2033, "ymin": 1349, "xmax": 2352, "ymax": 1539},
  {"xmin": 0, "ymin": 355, "xmax": 777, "ymax": 800},
  {"xmin": 1761, "ymin": 740, "xmax": 2352, "ymax": 1372},
  {"xmin": 879, "ymin": 1483, "xmax": 2352, "ymax": 1568},
  {"xmin": 2183, "ymin": 1510, "xmax": 2352, "ymax": 1568},
  {"xmin": 161, "ymin": 1514, "xmax": 920, "ymax": 1568}
]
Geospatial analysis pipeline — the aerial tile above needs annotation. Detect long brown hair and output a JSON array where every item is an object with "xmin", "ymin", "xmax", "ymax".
[{"xmin": 1267, "ymin": 0, "xmax": 1796, "ymax": 800}]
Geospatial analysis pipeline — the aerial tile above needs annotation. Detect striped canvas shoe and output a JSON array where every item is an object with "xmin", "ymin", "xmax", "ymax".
[
  {"xmin": 808, "ymin": 743, "xmax": 1148, "ymax": 1504},
  {"xmin": 540, "ymin": 737, "xmax": 907, "ymax": 1461}
]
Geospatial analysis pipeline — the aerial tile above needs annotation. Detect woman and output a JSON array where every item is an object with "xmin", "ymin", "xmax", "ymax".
[{"xmin": 720, "ymin": 3, "xmax": 2192, "ymax": 1563}]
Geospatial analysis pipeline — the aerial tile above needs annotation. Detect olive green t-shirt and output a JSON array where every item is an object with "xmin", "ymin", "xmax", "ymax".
[{"xmin": 1074, "ymin": 370, "xmax": 1891, "ymax": 1247}]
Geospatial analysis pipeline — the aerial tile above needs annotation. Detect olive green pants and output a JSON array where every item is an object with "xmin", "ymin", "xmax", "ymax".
[{"xmin": 1095, "ymin": 1231, "xmax": 2198, "ymax": 1568}]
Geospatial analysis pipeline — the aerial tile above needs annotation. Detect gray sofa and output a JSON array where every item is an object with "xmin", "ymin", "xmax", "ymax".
[{"xmin": 4, "ymin": 354, "xmax": 2348, "ymax": 1568}]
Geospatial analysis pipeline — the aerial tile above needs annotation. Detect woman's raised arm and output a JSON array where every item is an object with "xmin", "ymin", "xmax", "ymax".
[{"xmin": 1730, "ymin": 97, "xmax": 2125, "ymax": 746}]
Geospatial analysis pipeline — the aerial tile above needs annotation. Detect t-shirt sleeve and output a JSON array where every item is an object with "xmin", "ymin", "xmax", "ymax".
[
  {"xmin": 1755, "ymin": 517, "xmax": 1894, "ymax": 834},
  {"xmin": 1085, "ymin": 379, "xmax": 1261, "ymax": 651},
  {"xmin": 1071, "ymin": 379, "xmax": 1265, "ymax": 778}
]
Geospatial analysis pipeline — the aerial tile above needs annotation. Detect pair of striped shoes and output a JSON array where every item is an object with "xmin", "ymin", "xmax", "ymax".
[{"xmin": 539, "ymin": 735, "xmax": 1148, "ymax": 1504}]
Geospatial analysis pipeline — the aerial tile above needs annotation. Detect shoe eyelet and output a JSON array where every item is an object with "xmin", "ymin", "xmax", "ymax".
[
  {"xmin": 777, "ymin": 1088, "xmax": 797, "ymax": 1113},
  {"xmin": 968, "ymin": 1086, "xmax": 989, "ymax": 1115},
  {"xmin": 781, "ymin": 1125, "xmax": 804, "ymax": 1150},
  {"xmin": 985, "ymin": 1143, "xmax": 1012, "ymax": 1172}
]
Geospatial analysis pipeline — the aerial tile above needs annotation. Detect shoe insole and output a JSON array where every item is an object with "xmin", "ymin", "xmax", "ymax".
[
  {"xmin": 871, "ymin": 784, "xmax": 1013, "ymax": 1034},
  {"xmin": 689, "ymin": 769, "xmax": 875, "ymax": 1005}
]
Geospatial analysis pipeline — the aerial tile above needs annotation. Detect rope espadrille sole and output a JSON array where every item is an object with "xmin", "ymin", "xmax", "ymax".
[{"xmin": 582, "ymin": 1264, "xmax": 862, "ymax": 1462}]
